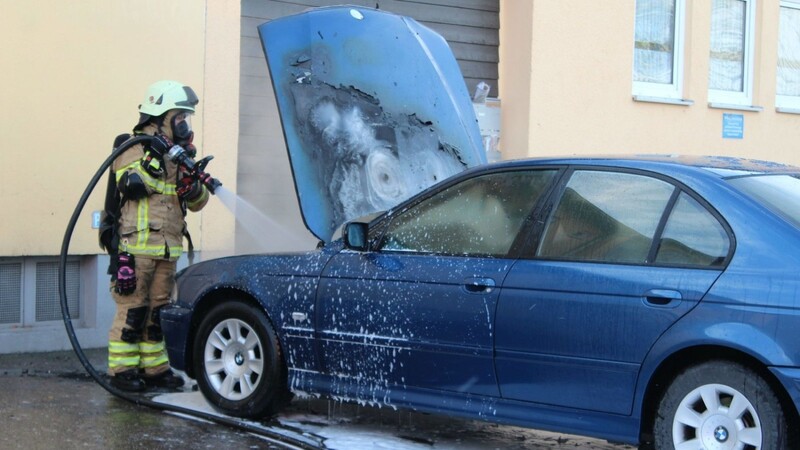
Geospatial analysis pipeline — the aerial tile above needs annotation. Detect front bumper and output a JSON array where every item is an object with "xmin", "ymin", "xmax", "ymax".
[{"xmin": 160, "ymin": 304, "xmax": 193, "ymax": 373}]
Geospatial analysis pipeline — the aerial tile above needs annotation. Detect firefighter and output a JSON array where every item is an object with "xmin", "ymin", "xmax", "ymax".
[{"xmin": 107, "ymin": 80, "xmax": 210, "ymax": 392}]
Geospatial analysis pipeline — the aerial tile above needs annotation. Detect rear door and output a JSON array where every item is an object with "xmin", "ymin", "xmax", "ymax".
[
  {"xmin": 495, "ymin": 168, "xmax": 730, "ymax": 415},
  {"xmin": 317, "ymin": 169, "xmax": 558, "ymax": 398}
]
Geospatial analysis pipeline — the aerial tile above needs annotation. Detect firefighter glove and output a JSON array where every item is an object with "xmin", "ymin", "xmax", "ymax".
[
  {"xmin": 177, "ymin": 175, "xmax": 203, "ymax": 201},
  {"xmin": 114, "ymin": 252, "xmax": 137, "ymax": 295}
]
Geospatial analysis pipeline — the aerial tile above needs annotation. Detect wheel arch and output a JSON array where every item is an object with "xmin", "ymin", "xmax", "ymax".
[
  {"xmin": 184, "ymin": 287, "xmax": 283, "ymax": 379},
  {"xmin": 638, "ymin": 345, "xmax": 800, "ymax": 445}
]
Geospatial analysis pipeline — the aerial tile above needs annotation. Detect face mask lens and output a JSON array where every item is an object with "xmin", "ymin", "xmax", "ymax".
[
  {"xmin": 175, "ymin": 112, "xmax": 192, "ymax": 133},
  {"xmin": 172, "ymin": 111, "xmax": 193, "ymax": 143}
]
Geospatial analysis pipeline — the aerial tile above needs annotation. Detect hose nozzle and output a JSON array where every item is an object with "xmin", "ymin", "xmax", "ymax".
[{"xmin": 166, "ymin": 145, "xmax": 222, "ymax": 194}]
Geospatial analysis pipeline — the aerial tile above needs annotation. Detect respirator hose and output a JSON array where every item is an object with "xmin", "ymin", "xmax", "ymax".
[{"xmin": 58, "ymin": 137, "xmax": 319, "ymax": 448}]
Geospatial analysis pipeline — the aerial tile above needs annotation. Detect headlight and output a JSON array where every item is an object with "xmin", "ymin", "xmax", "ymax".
[
  {"xmin": 170, "ymin": 267, "xmax": 187, "ymax": 304},
  {"xmin": 170, "ymin": 279, "xmax": 179, "ymax": 304}
]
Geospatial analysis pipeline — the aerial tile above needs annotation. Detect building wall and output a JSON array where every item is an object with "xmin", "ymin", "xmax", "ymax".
[
  {"xmin": 0, "ymin": 0, "xmax": 239, "ymax": 353},
  {"xmin": 2, "ymin": 1, "xmax": 799, "ymax": 354},
  {"xmin": 2, "ymin": 1, "xmax": 222, "ymax": 257},
  {"xmin": 201, "ymin": 0, "xmax": 242, "ymax": 260},
  {"xmin": 499, "ymin": 0, "xmax": 800, "ymax": 165},
  {"xmin": 0, "ymin": 0, "xmax": 497, "ymax": 353}
]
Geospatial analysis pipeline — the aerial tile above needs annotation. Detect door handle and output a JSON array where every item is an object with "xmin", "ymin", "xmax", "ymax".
[
  {"xmin": 463, "ymin": 277, "xmax": 496, "ymax": 294},
  {"xmin": 644, "ymin": 289, "xmax": 682, "ymax": 307}
]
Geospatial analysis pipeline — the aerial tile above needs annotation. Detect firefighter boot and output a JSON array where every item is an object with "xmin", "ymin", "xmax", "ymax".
[
  {"xmin": 110, "ymin": 369, "xmax": 146, "ymax": 392},
  {"xmin": 144, "ymin": 370, "xmax": 185, "ymax": 389}
]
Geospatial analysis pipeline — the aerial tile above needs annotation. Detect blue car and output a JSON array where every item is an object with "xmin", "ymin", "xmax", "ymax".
[
  {"xmin": 163, "ymin": 154, "xmax": 800, "ymax": 448},
  {"xmin": 161, "ymin": 6, "xmax": 800, "ymax": 450}
]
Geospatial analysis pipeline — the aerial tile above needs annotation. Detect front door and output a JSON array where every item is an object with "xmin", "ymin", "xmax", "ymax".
[{"xmin": 317, "ymin": 169, "xmax": 559, "ymax": 400}]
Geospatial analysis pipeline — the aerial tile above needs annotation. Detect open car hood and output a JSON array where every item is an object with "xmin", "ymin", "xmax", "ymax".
[{"xmin": 258, "ymin": 6, "xmax": 486, "ymax": 243}]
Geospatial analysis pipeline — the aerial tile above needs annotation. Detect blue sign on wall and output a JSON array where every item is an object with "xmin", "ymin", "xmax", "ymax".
[{"xmin": 722, "ymin": 113, "xmax": 744, "ymax": 139}]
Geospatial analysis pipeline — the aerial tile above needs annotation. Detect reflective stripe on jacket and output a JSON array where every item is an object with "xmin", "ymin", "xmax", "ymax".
[{"xmin": 113, "ymin": 128, "xmax": 196, "ymax": 260}]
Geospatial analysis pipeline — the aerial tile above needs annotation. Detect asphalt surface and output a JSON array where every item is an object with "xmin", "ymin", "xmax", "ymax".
[
  {"xmin": 0, "ymin": 348, "xmax": 280, "ymax": 450},
  {"xmin": 0, "ymin": 348, "xmax": 638, "ymax": 450}
]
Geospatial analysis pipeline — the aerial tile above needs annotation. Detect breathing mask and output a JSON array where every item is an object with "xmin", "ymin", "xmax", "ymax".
[{"xmin": 171, "ymin": 111, "xmax": 194, "ymax": 148}]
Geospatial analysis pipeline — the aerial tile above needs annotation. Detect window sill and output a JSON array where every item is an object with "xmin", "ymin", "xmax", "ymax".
[
  {"xmin": 632, "ymin": 95, "xmax": 694, "ymax": 106},
  {"xmin": 776, "ymin": 107, "xmax": 800, "ymax": 115},
  {"xmin": 708, "ymin": 102, "xmax": 763, "ymax": 112}
]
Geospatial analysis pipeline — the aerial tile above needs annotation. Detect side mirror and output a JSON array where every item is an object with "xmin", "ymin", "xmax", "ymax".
[{"xmin": 343, "ymin": 222, "xmax": 369, "ymax": 251}]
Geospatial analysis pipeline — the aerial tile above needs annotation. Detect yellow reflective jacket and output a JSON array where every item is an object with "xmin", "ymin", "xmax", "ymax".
[{"xmin": 112, "ymin": 125, "xmax": 209, "ymax": 260}]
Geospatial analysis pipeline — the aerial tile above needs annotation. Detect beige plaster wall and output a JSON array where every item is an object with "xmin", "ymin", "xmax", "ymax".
[
  {"xmin": 0, "ymin": 0, "xmax": 240, "ymax": 257},
  {"xmin": 499, "ymin": 0, "xmax": 800, "ymax": 166},
  {"xmin": 4, "ymin": 0, "xmax": 799, "ymax": 258},
  {"xmin": 498, "ymin": 0, "xmax": 534, "ymax": 161},
  {"xmin": 198, "ymin": 0, "xmax": 240, "ymax": 260}
]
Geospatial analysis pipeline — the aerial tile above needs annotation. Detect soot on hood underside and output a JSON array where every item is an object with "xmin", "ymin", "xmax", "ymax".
[{"xmin": 258, "ymin": 6, "xmax": 486, "ymax": 242}]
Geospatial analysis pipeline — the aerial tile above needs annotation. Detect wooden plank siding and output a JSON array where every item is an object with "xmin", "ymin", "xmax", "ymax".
[
  {"xmin": 235, "ymin": 0, "xmax": 499, "ymax": 251},
  {"xmin": 241, "ymin": 0, "xmax": 500, "ymax": 94}
]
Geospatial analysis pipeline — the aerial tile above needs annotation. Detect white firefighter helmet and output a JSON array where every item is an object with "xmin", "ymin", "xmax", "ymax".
[{"xmin": 138, "ymin": 80, "xmax": 198, "ymax": 117}]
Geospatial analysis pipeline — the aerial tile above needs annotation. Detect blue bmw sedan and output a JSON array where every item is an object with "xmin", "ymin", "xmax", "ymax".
[
  {"xmin": 163, "ymin": 155, "xmax": 800, "ymax": 449},
  {"xmin": 162, "ymin": 6, "xmax": 800, "ymax": 449}
]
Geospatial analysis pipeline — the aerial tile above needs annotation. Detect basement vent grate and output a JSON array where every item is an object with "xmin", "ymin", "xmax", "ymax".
[
  {"xmin": 0, "ymin": 263, "xmax": 22, "ymax": 324},
  {"xmin": 36, "ymin": 261, "xmax": 80, "ymax": 321}
]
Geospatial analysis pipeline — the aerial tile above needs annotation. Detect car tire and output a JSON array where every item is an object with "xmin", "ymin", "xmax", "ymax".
[
  {"xmin": 654, "ymin": 360, "xmax": 788, "ymax": 450},
  {"xmin": 193, "ymin": 300, "xmax": 290, "ymax": 418}
]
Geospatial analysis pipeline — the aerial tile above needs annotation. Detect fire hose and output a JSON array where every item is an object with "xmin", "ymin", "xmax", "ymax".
[{"xmin": 58, "ymin": 135, "xmax": 320, "ymax": 449}]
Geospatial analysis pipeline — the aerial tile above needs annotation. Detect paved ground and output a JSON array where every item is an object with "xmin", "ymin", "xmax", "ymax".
[
  {"xmin": 0, "ymin": 348, "xmax": 638, "ymax": 450},
  {"xmin": 0, "ymin": 348, "xmax": 277, "ymax": 450}
]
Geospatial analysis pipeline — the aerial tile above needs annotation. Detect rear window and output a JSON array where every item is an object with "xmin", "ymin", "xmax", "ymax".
[{"xmin": 727, "ymin": 174, "xmax": 800, "ymax": 228}]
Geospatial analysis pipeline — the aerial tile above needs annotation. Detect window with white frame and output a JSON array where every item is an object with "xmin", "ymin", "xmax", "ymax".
[
  {"xmin": 632, "ymin": 0, "xmax": 687, "ymax": 101},
  {"xmin": 708, "ymin": 0, "xmax": 757, "ymax": 107},
  {"xmin": 777, "ymin": 1, "xmax": 800, "ymax": 110}
]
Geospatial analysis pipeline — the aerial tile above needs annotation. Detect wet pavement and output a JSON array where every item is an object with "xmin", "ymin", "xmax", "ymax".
[
  {"xmin": 0, "ymin": 348, "xmax": 638, "ymax": 450},
  {"xmin": 0, "ymin": 349, "xmax": 276, "ymax": 449}
]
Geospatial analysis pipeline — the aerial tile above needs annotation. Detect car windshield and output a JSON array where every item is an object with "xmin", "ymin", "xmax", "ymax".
[{"xmin": 727, "ymin": 174, "xmax": 800, "ymax": 229}]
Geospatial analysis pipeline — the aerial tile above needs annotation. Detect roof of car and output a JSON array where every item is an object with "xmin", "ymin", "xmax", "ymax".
[{"xmin": 493, "ymin": 154, "xmax": 800, "ymax": 177}]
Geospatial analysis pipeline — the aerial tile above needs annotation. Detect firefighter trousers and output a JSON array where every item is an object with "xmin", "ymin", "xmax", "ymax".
[{"xmin": 108, "ymin": 257, "xmax": 176, "ymax": 377}]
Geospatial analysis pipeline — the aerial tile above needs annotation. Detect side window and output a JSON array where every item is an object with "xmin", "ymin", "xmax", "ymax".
[
  {"xmin": 537, "ymin": 171, "xmax": 674, "ymax": 264},
  {"xmin": 655, "ymin": 193, "xmax": 730, "ymax": 266},
  {"xmin": 379, "ymin": 170, "xmax": 557, "ymax": 256}
]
